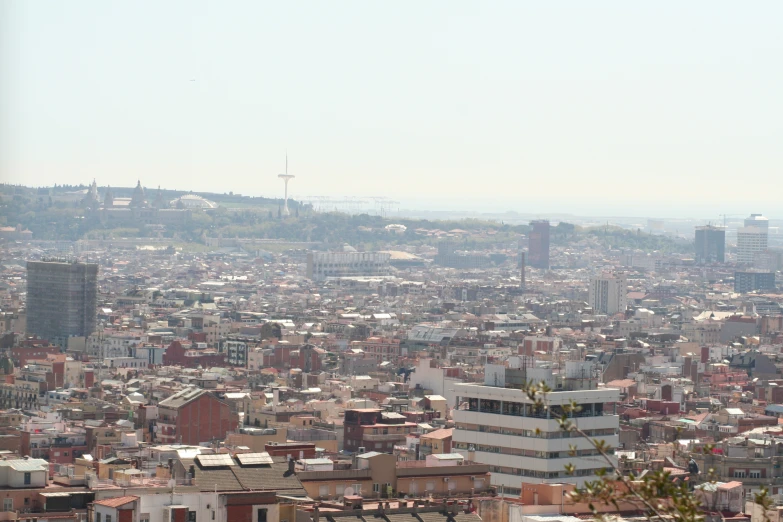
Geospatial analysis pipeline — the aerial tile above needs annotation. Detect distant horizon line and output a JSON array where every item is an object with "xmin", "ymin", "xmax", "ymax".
[{"xmin": 5, "ymin": 182, "xmax": 779, "ymax": 222}]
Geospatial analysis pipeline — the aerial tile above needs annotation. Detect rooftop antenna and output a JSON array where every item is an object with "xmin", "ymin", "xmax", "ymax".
[{"xmin": 278, "ymin": 152, "xmax": 295, "ymax": 216}]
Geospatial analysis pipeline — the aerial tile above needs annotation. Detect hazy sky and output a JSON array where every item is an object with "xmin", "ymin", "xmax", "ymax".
[{"xmin": 2, "ymin": 2, "xmax": 782, "ymax": 217}]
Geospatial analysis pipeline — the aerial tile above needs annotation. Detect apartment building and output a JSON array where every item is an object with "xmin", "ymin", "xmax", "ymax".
[
  {"xmin": 224, "ymin": 339, "xmax": 250, "ymax": 367},
  {"xmin": 694, "ymin": 433, "xmax": 783, "ymax": 499},
  {"xmin": 734, "ymin": 271, "xmax": 776, "ymax": 293},
  {"xmin": 452, "ymin": 361, "xmax": 620, "ymax": 496},
  {"xmin": 26, "ymin": 260, "xmax": 98, "ymax": 346},
  {"xmin": 156, "ymin": 388, "xmax": 236, "ymax": 445},
  {"xmin": 343, "ymin": 409, "xmax": 417, "ymax": 453},
  {"xmin": 296, "ymin": 451, "xmax": 490, "ymax": 500},
  {"xmin": 352, "ymin": 337, "xmax": 401, "ymax": 363},
  {"xmin": 588, "ymin": 274, "xmax": 628, "ymax": 315}
]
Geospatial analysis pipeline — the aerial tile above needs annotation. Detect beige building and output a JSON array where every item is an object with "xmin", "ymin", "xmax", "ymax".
[
  {"xmin": 225, "ymin": 426, "xmax": 288, "ymax": 452},
  {"xmin": 297, "ymin": 451, "xmax": 490, "ymax": 500}
]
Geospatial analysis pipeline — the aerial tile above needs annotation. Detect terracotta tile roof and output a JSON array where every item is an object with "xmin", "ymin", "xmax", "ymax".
[
  {"xmin": 93, "ymin": 496, "xmax": 138, "ymax": 508},
  {"xmin": 421, "ymin": 428, "xmax": 453, "ymax": 440}
]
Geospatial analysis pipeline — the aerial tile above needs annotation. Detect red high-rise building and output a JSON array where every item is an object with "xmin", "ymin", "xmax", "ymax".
[{"xmin": 528, "ymin": 220, "xmax": 550, "ymax": 269}]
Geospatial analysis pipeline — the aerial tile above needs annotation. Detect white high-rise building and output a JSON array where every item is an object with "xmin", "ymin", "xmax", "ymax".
[
  {"xmin": 737, "ymin": 222, "xmax": 768, "ymax": 265},
  {"xmin": 745, "ymin": 213, "xmax": 769, "ymax": 231},
  {"xmin": 452, "ymin": 363, "xmax": 619, "ymax": 496},
  {"xmin": 588, "ymin": 274, "xmax": 628, "ymax": 315}
]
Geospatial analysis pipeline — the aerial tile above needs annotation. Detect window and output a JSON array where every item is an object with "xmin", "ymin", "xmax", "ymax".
[
  {"xmin": 319, "ymin": 485, "xmax": 329, "ymax": 497},
  {"xmin": 373, "ymin": 483, "xmax": 380, "ymax": 493},
  {"xmin": 106, "ymin": 515, "xmax": 112, "ymax": 522},
  {"xmin": 140, "ymin": 515, "xmax": 150, "ymax": 522},
  {"xmin": 734, "ymin": 470, "xmax": 746, "ymax": 478},
  {"xmin": 749, "ymin": 471, "xmax": 761, "ymax": 479},
  {"xmin": 188, "ymin": 511, "xmax": 196, "ymax": 522},
  {"xmin": 96, "ymin": 514, "xmax": 102, "ymax": 522},
  {"xmin": 258, "ymin": 509, "xmax": 268, "ymax": 522},
  {"xmin": 24, "ymin": 472, "xmax": 31, "ymax": 485},
  {"xmin": 474, "ymin": 479, "xmax": 484, "ymax": 489},
  {"xmin": 3, "ymin": 498, "xmax": 12, "ymax": 511},
  {"xmin": 426, "ymin": 481, "xmax": 435, "ymax": 491}
]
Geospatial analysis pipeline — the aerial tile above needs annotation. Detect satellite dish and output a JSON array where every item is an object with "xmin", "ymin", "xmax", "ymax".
[{"xmin": 344, "ymin": 487, "xmax": 355, "ymax": 497}]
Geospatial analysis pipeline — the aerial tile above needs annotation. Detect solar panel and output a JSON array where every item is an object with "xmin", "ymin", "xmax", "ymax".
[
  {"xmin": 236, "ymin": 452, "xmax": 273, "ymax": 466},
  {"xmin": 196, "ymin": 454, "xmax": 236, "ymax": 467}
]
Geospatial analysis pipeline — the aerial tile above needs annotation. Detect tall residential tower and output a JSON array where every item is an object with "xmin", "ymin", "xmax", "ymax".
[
  {"xmin": 588, "ymin": 273, "xmax": 628, "ymax": 315},
  {"xmin": 528, "ymin": 220, "xmax": 550, "ymax": 269},
  {"xmin": 26, "ymin": 260, "xmax": 98, "ymax": 346},
  {"xmin": 695, "ymin": 225, "xmax": 726, "ymax": 264}
]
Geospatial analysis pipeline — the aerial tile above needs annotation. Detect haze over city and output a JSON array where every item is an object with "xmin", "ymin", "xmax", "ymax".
[
  {"xmin": 3, "ymin": 1, "xmax": 783, "ymax": 217},
  {"xmin": 6, "ymin": 3, "xmax": 783, "ymax": 522}
]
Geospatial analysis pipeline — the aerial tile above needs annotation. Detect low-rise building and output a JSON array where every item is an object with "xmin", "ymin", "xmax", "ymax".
[{"xmin": 156, "ymin": 388, "xmax": 237, "ymax": 445}]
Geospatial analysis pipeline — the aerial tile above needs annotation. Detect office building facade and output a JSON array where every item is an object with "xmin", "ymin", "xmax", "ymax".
[
  {"xmin": 737, "ymin": 227, "xmax": 768, "ymax": 264},
  {"xmin": 528, "ymin": 220, "xmax": 550, "ymax": 269},
  {"xmin": 695, "ymin": 225, "xmax": 726, "ymax": 264},
  {"xmin": 452, "ymin": 364, "xmax": 619, "ymax": 495},
  {"xmin": 734, "ymin": 271, "xmax": 776, "ymax": 293},
  {"xmin": 306, "ymin": 251, "xmax": 392, "ymax": 281},
  {"xmin": 26, "ymin": 260, "xmax": 98, "ymax": 346}
]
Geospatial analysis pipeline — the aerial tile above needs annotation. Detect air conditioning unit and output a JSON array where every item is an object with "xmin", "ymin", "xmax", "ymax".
[
  {"xmin": 470, "ymin": 476, "xmax": 476, "ymax": 481},
  {"xmin": 443, "ymin": 477, "xmax": 450, "ymax": 483}
]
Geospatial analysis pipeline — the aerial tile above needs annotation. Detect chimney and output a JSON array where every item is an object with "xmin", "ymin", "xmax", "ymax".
[
  {"xmin": 519, "ymin": 252, "xmax": 526, "ymax": 289},
  {"xmin": 287, "ymin": 456, "xmax": 295, "ymax": 475}
]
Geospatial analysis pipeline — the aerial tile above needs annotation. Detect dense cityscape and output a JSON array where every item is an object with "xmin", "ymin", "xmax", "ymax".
[
  {"xmin": 0, "ymin": 180, "xmax": 781, "ymax": 522},
  {"xmin": 4, "ymin": 1, "xmax": 783, "ymax": 521}
]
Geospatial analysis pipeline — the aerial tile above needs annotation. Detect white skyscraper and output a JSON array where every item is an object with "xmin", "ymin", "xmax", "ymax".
[
  {"xmin": 588, "ymin": 273, "xmax": 628, "ymax": 315},
  {"xmin": 737, "ymin": 214, "xmax": 769, "ymax": 264}
]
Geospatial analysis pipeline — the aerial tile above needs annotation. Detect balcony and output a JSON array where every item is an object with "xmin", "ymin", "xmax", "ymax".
[
  {"xmin": 454, "ymin": 410, "xmax": 618, "ymax": 433},
  {"xmin": 363, "ymin": 433, "xmax": 407, "ymax": 442}
]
